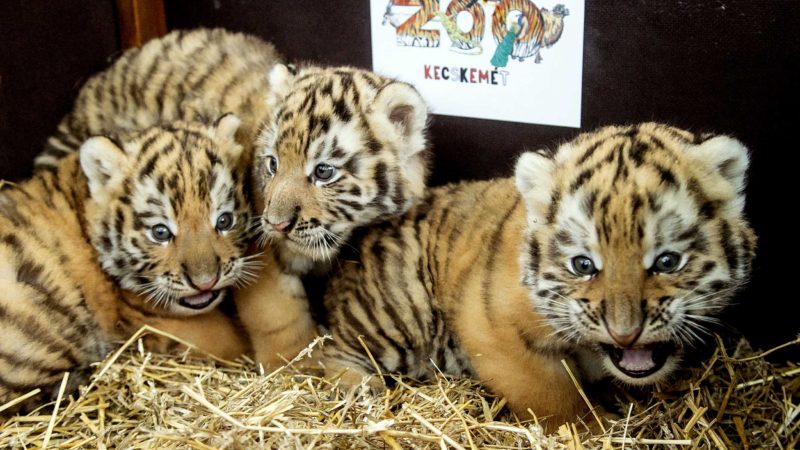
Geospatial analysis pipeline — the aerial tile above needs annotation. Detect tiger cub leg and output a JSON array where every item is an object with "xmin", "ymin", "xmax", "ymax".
[
  {"xmin": 139, "ymin": 310, "xmax": 251, "ymax": 361},
  {"xmin": 234, "ymin": 252, "xmax": 318, "ymax": 369},
  {"xmin": 0, "ymin": 247, "xmax": 110, "ymax": 409},
  {"xmin": 116, "ymin": 295, "xmax": 250, "ymax": 361},
  {"xmin": 470, "ymin": 350, "xmax": 588, "ymax": 432},
  {"xmin": 321, "ymin": 347, "xmax": 388, "ymax": 394}
]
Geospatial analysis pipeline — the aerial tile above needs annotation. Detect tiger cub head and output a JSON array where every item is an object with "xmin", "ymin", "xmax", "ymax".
[
  {"xmin": 254, "ymin": 65, "xmax": 430, "ymax": 273},
  {"xmin": 515, "ymin": 123, "xmax": 756, "ymax": 385},
  {"xmin": 80, "ymin": 116, "xmax": 256, "ymax": 316}
]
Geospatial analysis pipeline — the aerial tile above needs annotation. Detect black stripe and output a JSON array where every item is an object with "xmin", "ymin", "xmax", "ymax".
[
  {"xmin": 569, "ymin": 169, "xmax": 593, "ymax": 193},
  {"xmin": 577, "ymin": 139, "xmax": 603, "ymax": 165},
  {"xmin": 525, "ymin": 237, "xmax": 541, "ymax": 283},
  {"xmin": 332, "ymin": 96, "xmax": 353, "ymax": 122},
  {"xmin": 373, "ymin": 162, "xmax": 389, "ymax": 200},
  {"xmin": 719, "ymin": 221, "xmax": 739, "ymax": 273},
  {"xmin": 631, "ymin": 194, "xmax": 643, "ymax": 216},
  {"xmin": 629, "ymin": 140, "xmax": 650, "ymax": 166},
  {"xmin": 654, "ymin": 163, "xmax": 677, "ymax": 186},
  {"xmin": 16, "ymin": 261, "xmax": 91, "ymax": 335},
  {"xmin": 153, "ymin": 67, "xmax": 177, "ymax": 113},
  {"xmin": 218, "ymin": 67, "xmax": 249, "ymax": 103},
  {"xmin": 41, "ymin": 143, "xmax": 72, "ymax": 159},
  {"xmin": 0, "ymin": 303, "xmax": 81, "ymax": 366},
  {"xmin": 700, "ymin": 261, "xmax": 716, "ymax": 276},
  {"xmin": 0, "ymin": 348, "xmax": 72, "ymax": 374},
  {"xmin": 481, "ymin": 197, "xmax": 522, "ymax": 317},
  {"xmin": 546, "ymin": 189, "xmax": 561, "ymax": 224},
  {"xmin": 1, "ymin": 233, "xmax": 23, "ymax": 252}
]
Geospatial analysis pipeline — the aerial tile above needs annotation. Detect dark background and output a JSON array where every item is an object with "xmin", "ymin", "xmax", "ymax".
[{"xmin": 1, "ymin": 1, "xmax": 797, "ymax": 359}]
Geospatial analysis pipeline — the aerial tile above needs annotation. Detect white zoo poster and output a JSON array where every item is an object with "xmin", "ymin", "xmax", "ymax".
[{"xmin": 371, "ymin": 0, "xmax": 585, "ymax": 127}]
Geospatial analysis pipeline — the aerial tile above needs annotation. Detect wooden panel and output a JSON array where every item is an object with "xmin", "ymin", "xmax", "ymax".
[{"xmin": 116, "ymin": 0, "xmax": 166, "ymax": 48}]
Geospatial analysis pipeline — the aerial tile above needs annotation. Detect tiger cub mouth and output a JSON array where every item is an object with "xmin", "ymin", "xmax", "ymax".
[
  {"xmin": 600, "ymin": 342, "xmax": 676, "ymax": 378},
  {"xmin": 178, "ymin": 289, "xmax": 223, "ymax": 310}
]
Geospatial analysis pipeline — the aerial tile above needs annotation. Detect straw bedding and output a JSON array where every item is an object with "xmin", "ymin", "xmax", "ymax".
[{"xmin": 1, "ymin": 327, "xmax": 797, "ymax": 449}]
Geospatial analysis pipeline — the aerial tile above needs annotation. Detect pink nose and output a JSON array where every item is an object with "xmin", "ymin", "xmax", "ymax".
[
  {"xmin": 272, "ymin": 220, "xmax": 293, "ymax": 232},
  {"xmin": 608, "ymin": 327, "xmax": 642, "ymax": 347},
  {"xmin": 190, "ymin": 274, "xmax": 219, "ymax": 291}
]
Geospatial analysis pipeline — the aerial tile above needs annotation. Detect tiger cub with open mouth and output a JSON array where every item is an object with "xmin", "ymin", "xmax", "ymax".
[
  {"xmin": 322, "ymin": 123, "xmax": 756, "ymax": 429},
  {"xmin": 0, "ymin": 118, "xmax": 296, "ymax": 407}
]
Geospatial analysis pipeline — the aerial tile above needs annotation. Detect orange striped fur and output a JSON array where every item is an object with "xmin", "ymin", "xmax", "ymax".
[{"xmin": 323, "ymin": 123, "xmax": 756, "ymax": 430}]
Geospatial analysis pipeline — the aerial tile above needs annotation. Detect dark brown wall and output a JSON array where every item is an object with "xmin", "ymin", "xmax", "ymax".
[
  {"xmin": 0, "ymin": 0, "xmax": 120, "ymax": 181},
  {"xmin": 0, "ymin": 1, "xmax": 797, "ymax": 357}
]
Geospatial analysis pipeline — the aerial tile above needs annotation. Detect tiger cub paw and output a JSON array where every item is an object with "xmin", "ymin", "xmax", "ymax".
[{"xmin": 326, "ymin": 365, "xmax": 387, "ymax": 397}]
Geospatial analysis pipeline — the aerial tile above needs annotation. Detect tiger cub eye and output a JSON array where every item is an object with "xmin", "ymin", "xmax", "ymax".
[
  {"xmin": 151, "ymin": 224, "xmax": 172, "ymax": 242},
  {"xmin": 652, "ymin": 252, "xmax": 681, "ymax": 273},
  {"xmin": 216, "ymin": 212, "xmax": 234, "ymax": 232},
  {"xmin": 571, "ymin": 256, "xmax": 598, "ymax": 276},
  {"xmin": 314, "ymin": 163, "xmax": 336, "ymax": 182}
]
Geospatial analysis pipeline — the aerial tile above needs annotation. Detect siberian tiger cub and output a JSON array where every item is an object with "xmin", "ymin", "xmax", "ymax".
[
  {"xmin": 322, "ymin": 123, "xmax": 756, "ymax": 429},
  {"xmin": 0, "ymin": 118, "xmax": 311, "ymax": 407},
  {"xmin": 1, "ymin": 165, "xmax": 117, "ymax": 408},
  {"xmin": 254, "ymin": 65, "xmax": 431, "ymax": 274},
  {"xmin": 35, "ymin": 28, "xmax": 282, "ymax": 172},
  {"xmin": 33, "ymin": 28, "xmax": 433, "ymax": 276},
  {"xmin": 81, "ymin": 116, "xmax": 315, "ymax": 368}
]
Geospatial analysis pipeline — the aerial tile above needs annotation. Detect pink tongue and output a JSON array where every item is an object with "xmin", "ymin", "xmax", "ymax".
[
  {"xmin": 619, "ymin": 348, "xmax": 656, "ymax": 372},
  {"xmin": 182, "ymin": 291, "xmax": 213, "ymax": 306}
]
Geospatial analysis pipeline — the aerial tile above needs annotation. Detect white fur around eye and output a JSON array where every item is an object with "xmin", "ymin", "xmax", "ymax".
[
  {"xmin": 209, "ymin": 167, "xmax": 237, "ymax": 213},
  {"xmin": 129, "ymin": 175, "xmax": 178, "ymax": 245},
  {"xmin": 332, "ymin": 121, "xmax": 365, "ymax": 155}
]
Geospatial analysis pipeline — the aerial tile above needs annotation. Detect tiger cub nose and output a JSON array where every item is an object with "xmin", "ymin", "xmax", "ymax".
[
  {"xmin": 271, "ymin": 215, "xmax": 297, "ymax": 233},
  {"xmin": 608, "ymin": 327, "xmax": 642, "ymax": 347},
  {"xmin": 188, "ymin": 273, "xmax": 219, "ymax": 291}
]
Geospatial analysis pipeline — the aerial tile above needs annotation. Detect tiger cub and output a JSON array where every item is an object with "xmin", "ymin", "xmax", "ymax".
[
  {"xmin": 254, "ymin": 65, "xmax": 430, "ymax": 274},
  {"xmin": 0, "ymin": 118, "xmax": 299, "ymax": 406},
  {"xmin": 322, "ymin": 123, "xmax": 756, "ymax": 429},
  {"xmin": 35, "ymin": 28, "xmax": 282, "ymax": 171},
  {"xmin": 34, "ymin": 28, "xmax": 432, "ymax": 275}
]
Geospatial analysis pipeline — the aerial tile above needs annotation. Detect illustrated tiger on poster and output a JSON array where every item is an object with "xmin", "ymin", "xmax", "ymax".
[
  {"xmin": 381, "ymin": 0, "xmax": 568, "ymax": 64},
  {"xmin": 383, "ymin": 0, "xmax": 443, "ymax": 48},
  {"xmin": 322, "ymin": 123, "xmax": 756, "ymax": 429},
  {"xmin": 491, "ymin": 0, "xmax": 569, "ymax": 63}
]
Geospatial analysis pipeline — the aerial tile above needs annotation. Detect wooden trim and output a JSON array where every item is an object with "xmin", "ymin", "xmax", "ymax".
[{"xmin": 116, "ymin": 0, "xmax": 167, "ymax": 49}]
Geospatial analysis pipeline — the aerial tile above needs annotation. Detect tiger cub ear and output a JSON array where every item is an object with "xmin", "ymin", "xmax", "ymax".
[
  {"xmin": 209, "ymin": 113, "xmax": 245, "ymax": 165},
  {"xmin": 687, "ymin": 135, "xmax": 750, "ymax": 214},
  {"xmin": 80, "ymin": 136, "xmax": 129, "ymax": 200},
  {"xmin": 266, "ymin": 63, "xmax": 295, "ymax": 109},
  {"xmin": 515, "ymin": 150, "xmax": 556, "ymax": 227},
  {"xmin": 368, "ymin": 81, "xmax": 429, "ymax": 160}
]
